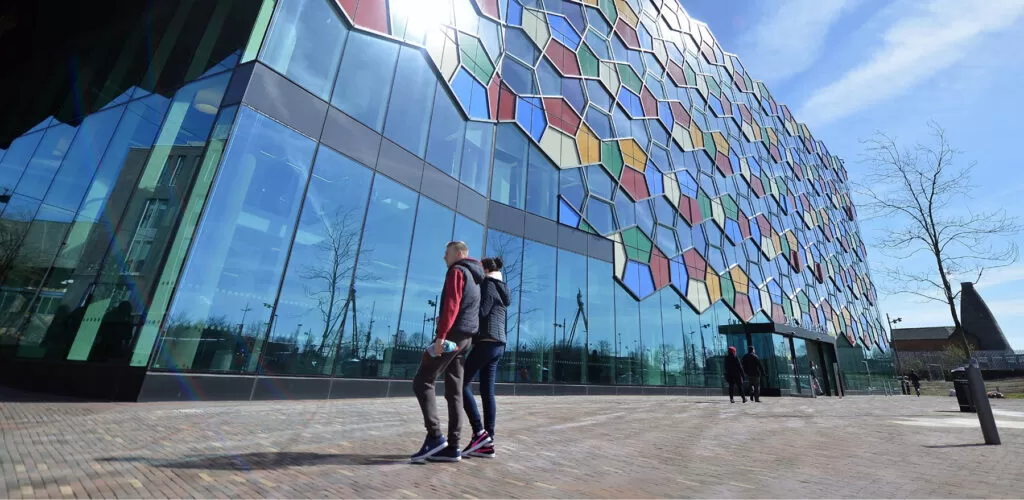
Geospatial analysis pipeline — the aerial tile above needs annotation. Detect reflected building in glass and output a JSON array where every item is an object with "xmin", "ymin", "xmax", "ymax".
[{"xmin": 0, "ymin": 0, "xmax": 894, "ymax": 401}]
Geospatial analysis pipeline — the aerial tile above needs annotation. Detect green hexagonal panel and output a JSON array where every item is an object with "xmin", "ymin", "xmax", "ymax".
[{"xmin": 622, "ymin": 227, "xmax": 653, "ymax": 263}]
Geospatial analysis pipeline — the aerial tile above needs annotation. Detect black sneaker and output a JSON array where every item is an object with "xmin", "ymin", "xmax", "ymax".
[
  {"xmin": 462, "ymin": 430, "xmax": 493, "ymax": 455},
  {"xmin": 426, "ymin": 445, "xmax": 461, "ymax": 462},
  {"xmin": 410, "ymin": 435, "xmax": 447, "ymax": 463},
  {"xmin": 468, "ymin": 445, "xmax": 495, "ymax": 459}
]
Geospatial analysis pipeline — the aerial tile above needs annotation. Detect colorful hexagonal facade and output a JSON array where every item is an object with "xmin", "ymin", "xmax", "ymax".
[{"xmin": 333, "ymin": 0, "xmax": 886, "ymax": 349}]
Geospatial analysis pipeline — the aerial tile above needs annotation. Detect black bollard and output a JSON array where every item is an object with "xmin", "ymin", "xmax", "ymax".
[{"xmin": 966, "ymin": 358, "xmax": 1000, "ymax": 445}]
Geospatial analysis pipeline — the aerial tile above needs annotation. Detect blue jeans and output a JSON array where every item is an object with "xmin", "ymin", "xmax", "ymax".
[{"xmin": 462, "ymin": 341, "xmax": 505, "ymax": 438}]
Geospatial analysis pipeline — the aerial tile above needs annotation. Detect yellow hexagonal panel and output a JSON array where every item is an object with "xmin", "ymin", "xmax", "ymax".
[
  {"xmin": 712, "ymin": 131, "xmax": 729, "ymax": 156},
  {"xmin": 619, "ymin": 138, "xmax": 647, "ymax": 171},
  {"xmin": 706, "ymin": 266, "xmax": 722, "ymax": 303},
  {"xmin": 730, "ymin": 267, "xmax": 749, "ymax": 295},
  {"xmin": 615, "ymin": 0, "xmax": 639, "ymax": 27},
  {"xmin": 577, "ymin": 123, "xmax": 601, "ymax": 165}
]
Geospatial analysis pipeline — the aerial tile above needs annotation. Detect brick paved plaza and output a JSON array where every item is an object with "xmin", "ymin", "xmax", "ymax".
[{"xmin": 2, "ymin": 390, "xmax": 1023, "ymax": 499}]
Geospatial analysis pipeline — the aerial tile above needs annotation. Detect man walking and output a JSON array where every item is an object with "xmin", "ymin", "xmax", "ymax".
[
  {"xmin": 410, "ymin": 242, "xmax": 484, "ymax": 463},
  {"xmin": 742, "ymin": 346, "xmax": 766, "ymax": 403},
  {"xmin": 908, "ymin": 370, "xmax": 921, "ymax": 397}
]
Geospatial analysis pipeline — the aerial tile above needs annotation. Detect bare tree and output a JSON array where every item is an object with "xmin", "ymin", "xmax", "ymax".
[
  {"xmin": 859, "ymin": 122, "xmax": 1020, "ymax": 354},
  {"xmin": 299, "ymin": 207, "xmax": 369, "ymax": 358}
]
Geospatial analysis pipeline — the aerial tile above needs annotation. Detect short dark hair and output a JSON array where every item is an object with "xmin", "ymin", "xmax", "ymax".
[
  {"xmin": 748, "ymin": 346, "xmax": 755, "ymax": 352},
  {"xmin": 481, "ymin": 256, "xmax": 504, "ymax": 272}
]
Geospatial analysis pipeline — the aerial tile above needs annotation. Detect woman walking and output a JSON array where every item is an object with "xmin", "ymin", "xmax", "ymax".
[
  {"xmin": 724, "ymin": 346, "xmax": 747, "ymax": 403},
  {"xmin": 462, "ymin": 257, "xmax": 511, "ymax": 458}
]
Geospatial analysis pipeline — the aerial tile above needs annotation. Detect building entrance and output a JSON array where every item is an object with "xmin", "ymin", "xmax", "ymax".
[{"xmin": 718, "ymin": 323, "xmax": 842, "ymax": 397}]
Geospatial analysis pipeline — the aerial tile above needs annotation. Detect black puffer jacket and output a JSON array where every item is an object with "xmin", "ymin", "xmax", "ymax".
[{"xmin": 477, "ymin": 276, "xmax": 511, "ymax": 344}]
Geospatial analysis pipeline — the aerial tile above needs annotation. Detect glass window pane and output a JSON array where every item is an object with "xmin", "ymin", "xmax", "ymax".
[
  {"xmin": 453, "ymin": 215, "xmax": 485, "ymax": 255},
  {"xmin": 332, "ymin": 32, "xmax": 399, "ymax": 132},
  {"xmin": 424, "ymin": 86, "xmax": 466, "ymax": 178},
  {"xmin": 614, "ymin": 284, "xmax": 641, "ymax": 385},
  {"xmin": 525, "ymin": 145, "xmax": 557, "ymax": 220},
  {"xmin": 586, "ymin": 258, "xmax": 615, "ymax": 384},
  {"xmin": 505, "ymin": 28, "xmax": 539, "ymax": 64},
  {"xmin": 31, "ymin": 96, "xmax": 173, "ymax": 361},
  {"xmin": 639, "ymin": 291, "xmax": 665, "ymax": 386},
  {"xmin": 42, "ymin": 106, "xmax": 125, "ymax": 212},
  {"xmin": 491, "ymin": 124, "xmax": 528, "ymax": 209},
  {"xmin": 518, "ymin": 239, "xmax": 556, "ymax": 382},
  {"xmin": 336, "ymin": 176, "xmax": 418, "ymax": 378},
  {"xmin": 0, "ymin": 132, "xmax": 44, "ymax": 193},
  {"xmin": 152, "ymin": 107, "xmax": 317, "ymax": 373},
  {"xmin": 485, "ymin": 229, "xmax": 522, "ymax": 383},
  {"xmin": 553, "ymin": 249, "xmax": 587, "ymax": 384},
  {"xmin": 17, "ymin": 123, "xmax": 76, "ymax": 200},
  {"xmin": 459, "ymin": 122, "xmax": 494, "ymax": 195},
  {"xmin": 262, "ymin": 146, "xmax": 373, "ymax": 376},
  {"xmin": 260, "ymin": 0, "xmax": 349, "ymax": 99},
  {"xmin": 392, "ymin": 198, "xmax": 454, "ymax": 379},
  {"xmin": 383, "ymin": 47, "xmax": 437, "ymax": 157}
]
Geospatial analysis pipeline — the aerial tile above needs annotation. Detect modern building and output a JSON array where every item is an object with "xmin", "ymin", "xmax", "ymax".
[{"xmin": 0, "ymin": 0, "xmax": 894, "ymax": 401}]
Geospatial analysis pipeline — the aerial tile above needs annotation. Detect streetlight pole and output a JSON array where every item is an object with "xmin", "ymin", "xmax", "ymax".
[
  {"xmin": 886, "ymin": 313, "xmax": 902, "ymax": 374},
  {"xmin": 862, "ymin": 360, "xmax": 871, "ymax": 392}
]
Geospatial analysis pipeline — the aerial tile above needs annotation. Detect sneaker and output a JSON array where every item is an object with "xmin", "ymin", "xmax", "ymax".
[
  {"xmin": 410, "ymin": 435, "xmax": 447, "ymax": 463},
  {"xmin": 426, "ymin": 445, "xmax": 461, "ymax": 462},
  {"xmin": 462, "ymin": 430, "xmax": 493, "ymax": 455},
  {"xmin": 468, "ymin": 445, "xmax": 495, "ymax": 459}
]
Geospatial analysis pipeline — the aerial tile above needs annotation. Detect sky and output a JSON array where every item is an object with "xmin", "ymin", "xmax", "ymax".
[{"xmin": 679, "ymin": 0, "xmax": 1024, "ymax": 349}]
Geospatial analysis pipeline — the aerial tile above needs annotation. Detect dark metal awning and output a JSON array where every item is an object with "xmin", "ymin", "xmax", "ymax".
[{"xmin": 717, "ymin": 322, "xmax": 836, "ymax": 345}]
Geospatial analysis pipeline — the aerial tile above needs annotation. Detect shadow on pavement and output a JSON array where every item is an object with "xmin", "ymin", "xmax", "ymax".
[{"xmin": 101, "ymin": 452, "xmax": 410, "ymax": 470}]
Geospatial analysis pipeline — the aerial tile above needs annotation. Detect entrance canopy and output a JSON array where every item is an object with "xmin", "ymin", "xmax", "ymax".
[{"xmin": 717, "ymin": 322, "xmax": 836, "ymax": 345}]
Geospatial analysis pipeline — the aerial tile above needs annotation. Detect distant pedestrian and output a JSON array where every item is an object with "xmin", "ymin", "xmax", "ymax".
[
  {"xmin": 461, "ymin": 257, "xmax": 510, "ymax": 459},
  {"xmin": 908, "ymin": 371, "xmax": 921, "ymax": 397},
  {"xmin": 742, "ymin": 346, "xmax": 766, "ymax": 402},
  {"xmin": 724, "ymin": 346, "xmax": 746, "ymax": 403},
  {"xmin": 410, "ymin": 241, "xmax": 484, "ymax": 463}
]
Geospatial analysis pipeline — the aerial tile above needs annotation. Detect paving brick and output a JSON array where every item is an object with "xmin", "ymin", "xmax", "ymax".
[{"xmin": 2, "ymin": 393, "xmax": 1022, "ymax": 497}]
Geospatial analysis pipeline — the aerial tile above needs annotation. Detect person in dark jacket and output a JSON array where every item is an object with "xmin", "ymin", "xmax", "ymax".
[
  {"xmin": 723, "ymin": 346, "xmax": 746, "ymax": 403},
  {"xmin": 461, "ymin": 257, "xmax": 510, "ymax": 459},
  {"xmin": 411, "ymin": 241, "xmax": 484, "ymax": 463},
  {"xmin": 742, "ymin": 346, "xmax": 767, "ymax": 402},
  {"xmin": 908, "ymin": 371, "xmax": 921, "ymax": 397}
]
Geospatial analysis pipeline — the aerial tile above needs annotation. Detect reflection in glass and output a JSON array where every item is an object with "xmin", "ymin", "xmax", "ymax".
[
  {"xmin": 491, "ymin": 124, "xmax": 528, "ymax": 209},
  {"xmin": 586, "ymin": 258, "xmax": 615, "ymax": 384},
  {"xmin": 0, "ymin": 132, "xmax": 44, "ymax": 192},
  {"xmin": 22, "ymin": 96, "xmax": 172, "ymax": 361},
  {"xmin": 332, "ymin": 32, "xmax": 399, "ymax": 132},
  {"xmin": 337, "ymin": 176, "xmax": 417, "ymax": 378},
  {"xmin": 525, "ymin": 145, "xmax": 558, "ymax": 220},
  {"xmin": 41, "ymin": 106, "xmax": 125, "ymax": 213},
  {"xmin": 260, "ymin": 0, "xmax": 350, "ymax": 100},
  {"xmin": 518, "ymin": 239, "xmax": 556, "ymax": 383},
  {"xmin": 485, "ymin": 230, "xmax": 522, "ymax": 382},
  {"xmin": 425, "ymin": 85, "xmax": 465, "ymax": 177},
  {"xmin": 153, "ymin": 106, "xmax": 316, "ymax": 373},
  {"xmin": 639, "ymin": 291, "xmax": 665, "ymax": 386},
  {"xmin": 262, "ymin": 147, "xmax": 373, "ymax": 376},
  {"xmin": 393, "ymin": 198, "xmax": 454, "ymax": 379},
  {"xmin": 661, "ymin": 295, "xmax": 686, "ymax": 386},
  {"xmin": 384, "ymin": 47, "xmax": 437, "ymax": 157},
  {"xmin": 16, "ymin": 124, "xmax": 76, "ymax": 200},
  {"xmin": 553, "ymin": 249, "xmax": 587, "ymax": 384},
  {"xmin": 66, "ymin": 73, "xmax": 233, "ymax": 364},
  {"xmin": 460, "ymin": 122, "xmax": 494, "ymax": 195},
  {"xmin": 614, "ymin": 285, "xmax": 641, "ymax": 385},
  {"xmin": 453, "ymin": 215, "xmax": 485, "ymax": 256}
]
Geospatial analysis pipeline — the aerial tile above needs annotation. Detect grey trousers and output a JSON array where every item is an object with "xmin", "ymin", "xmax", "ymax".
[{"xmin": 412, "ymin": 332, "xmax": 473, "ymax": 446}]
